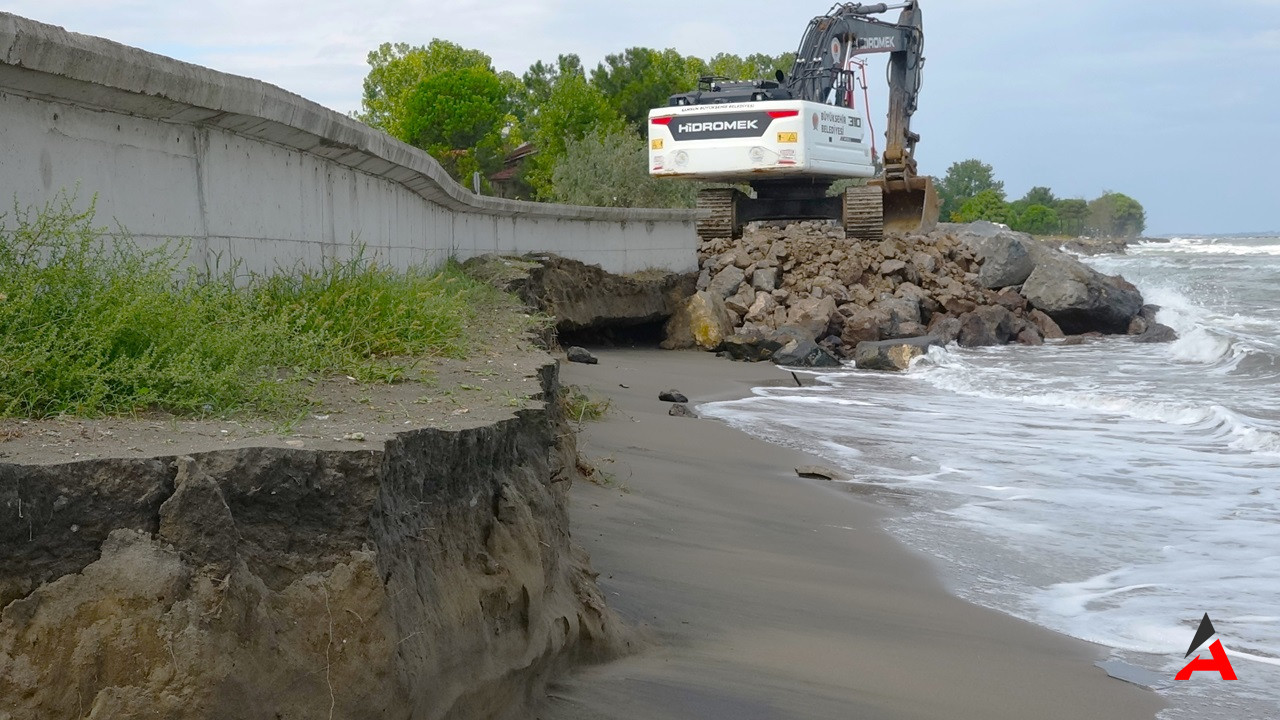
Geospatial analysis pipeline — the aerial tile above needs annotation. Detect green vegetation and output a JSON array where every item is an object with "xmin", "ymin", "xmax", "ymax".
[
  {"xmin": 558, "ymin": 385, "xmax": 612, "ymax": 424},
  {"xmin": 356, "ymin": 43, "xmax": 793, "ymax": 204},
  {"xmin": 0, "ymin": 195, "xmax": 504, "ymax": 418},
  {"xmin": 935, "ymin": 159, "xmax": 1146, "ymax": 237}
]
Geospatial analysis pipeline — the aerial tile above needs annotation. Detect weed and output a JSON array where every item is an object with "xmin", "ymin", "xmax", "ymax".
[
  {"xmin": 558, "ymin": 385, "xmax": 611, "ymax": 424},
  {"xmin": 0, "ymin": 193, "xmax": 517, "ymax": 419}
]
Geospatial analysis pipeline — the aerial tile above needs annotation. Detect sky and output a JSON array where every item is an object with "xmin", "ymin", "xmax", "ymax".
[{"xmin": 6, "ymin": 0, "xmax": 1279, "ymax": 234}]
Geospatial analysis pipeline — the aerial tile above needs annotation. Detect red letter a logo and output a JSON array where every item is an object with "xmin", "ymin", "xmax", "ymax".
[{"xmin": 1175, "ymin": 640, "xmax": 1238, "ymax": 681}]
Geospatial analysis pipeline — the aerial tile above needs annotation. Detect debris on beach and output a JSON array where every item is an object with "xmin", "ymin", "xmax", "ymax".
[{"xmin": 658, "ymin": 389, "xmax": 689, "ymax": 403}]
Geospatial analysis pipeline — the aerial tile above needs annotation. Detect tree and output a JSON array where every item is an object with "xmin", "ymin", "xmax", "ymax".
[
  {"xmin": 550, "ymin": 128, "xmax": 697, "ymax": 208},
  {"xmin": 519, "ymin": 54, "xmax": 582, "ymax": 119},
  {"xmin": 524, "ymin": 70, "xmax": 626, "ymax": 199},
  {"xmin": 951, "ymin": 189, "xmax": 1011, "ymax": 224},
  {"xmin": 1011, "ymin": 186, "xmax": 1056, "ymax": 217},
  {"xmin": 936, "ymin": 159, "xmax": 1004, "ymax": 221},
  {"xmin": 706, "ymin": 52, "xmax": 796, "ymax": 80},
  {"xmin": 591, "ymin": 48, "xmax": 702, "ymax": 132},
  {"xmin": 1057, "ymin": 198, "xmax": 1088, "ymax": 235},
  {"xmin": 1011, "ymin": 204, "xmax": 1060, "ymax": 235},
  {"xmin": 401, "ymin": 68, "xmax": 510, "ymax": 182},
  {"xmin": 1087, "ymin": 192, "xmax": 1146, "ymax": 237},
  {"xmin": 357, "ymin": 40, "xmax": 496, "ymax": 139}
]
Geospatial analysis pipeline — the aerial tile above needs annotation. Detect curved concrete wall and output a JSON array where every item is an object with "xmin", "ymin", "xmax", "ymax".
[{"xmin": 0, "ymin": 13, "xmax": 699, "ymax": 275}]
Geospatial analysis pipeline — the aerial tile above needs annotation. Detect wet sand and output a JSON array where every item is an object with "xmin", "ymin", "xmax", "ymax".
[{"xmin": 540, "ymin": 348, "xmax": 1163, "ymax": 719}]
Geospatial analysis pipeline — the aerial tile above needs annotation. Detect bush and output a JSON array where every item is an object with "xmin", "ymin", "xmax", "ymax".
[
  {"xmin": 0, "ymin": 194, "xmax": 500, "ymax": 418},
  {"xmin": 550, "ymin": 128, "xmax": 697, "ymax": 208}
]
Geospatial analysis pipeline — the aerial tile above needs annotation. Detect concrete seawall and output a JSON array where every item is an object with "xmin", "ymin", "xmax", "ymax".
[{"xmin": 0, "ymin": 13, "xmax": 698, "ymax": 275}]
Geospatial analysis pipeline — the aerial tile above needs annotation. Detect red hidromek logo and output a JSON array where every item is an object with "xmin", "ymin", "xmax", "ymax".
[{"xmin": 1175, "ymin": 613, "xmax": 1237, "ymax": 681}]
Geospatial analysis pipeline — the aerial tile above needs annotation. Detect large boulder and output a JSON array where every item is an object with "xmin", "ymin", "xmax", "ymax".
[
  {"xmin": 975, "ymin": 231, "xmax": 1037, "ymax": 289},
  {"xmin": 956, "ymin": 305, "xmax": 1015, "ymax": 348},
  {"xmin": 772, "ymin": 339, "xmax": 843, "ymax": 368},
  {"xmin": 721, "ymin": 329, "xmax": 784, "ymax": 362},
  {"xmin": 1021, "ymin": 253, "xmax": 1144, "ymax": 334},
  {"xmin": 854, "ymin": 336, "xmax": 942, "ymax": 371},
  {"xmin": 785, "ymin": 296, "xmax": 838, "ymax": 341},
  {"xmin": 662, "ymin": 291, "xmax": 736, "ymax": 350},
  {"xmin": 708, "ymin": 265, "xmax": 746, "ymax": 300}
]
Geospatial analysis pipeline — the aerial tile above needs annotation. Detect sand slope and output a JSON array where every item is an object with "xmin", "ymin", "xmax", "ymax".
[{"xmin": 541, "ymin": 348, "xmax": 1162, "ymax": 720}]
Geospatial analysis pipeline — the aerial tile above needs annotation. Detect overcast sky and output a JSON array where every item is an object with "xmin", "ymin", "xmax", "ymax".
[{"xmin": 7, "ymin": 0, "xmax": 1278, "ymax": 234}]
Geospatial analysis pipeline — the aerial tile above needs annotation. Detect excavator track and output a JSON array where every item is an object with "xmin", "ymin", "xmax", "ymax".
[
  {"xmin": 696, "ymin": 188, "xmax": 741, "ymax": 243},
  {"xmin": 842, "ymin": 185, "xmax": 884, "ymax": 243}
]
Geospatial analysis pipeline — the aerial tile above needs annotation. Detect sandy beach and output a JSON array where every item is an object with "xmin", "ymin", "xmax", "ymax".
[{"xmin": 540, "ymin": 348, "xmax": 1164, "ymax": 719}]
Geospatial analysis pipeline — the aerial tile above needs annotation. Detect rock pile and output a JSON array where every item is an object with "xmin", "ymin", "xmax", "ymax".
[{"xmin": 664, "ymin": 220, "xmax": 1174, "ymax": 368}]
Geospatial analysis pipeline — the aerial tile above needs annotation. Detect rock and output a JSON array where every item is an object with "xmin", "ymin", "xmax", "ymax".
[
  {"xmin": 875, "ymin": 296, "xmax": 923, "ymax": 338},
  {"xmin": 1028, "ymin": 309, "xmax": 1066, "ymax": 339},
  {"xmin": 1139, "ymin": 304, "xmax": 1161, "ymax": 322},
  {"xmin": 744, "ymin": 291, "xmax": 778, "ymax": 324},
  {"xmin": 975, "ymin": 231, "xmax": 1037, "ymax": 288},
  {"xmin": 659, "ymin": 389, "xmax": 689, "ymax": 403},
  {"xmin": 662, "ymin": 291, "xmax": 736, "ymax": 351},
  {"xmin": 957, "ymin": 306, "xmax": 1015, "ymax": 348},
  {"xmin": 879, "ymin": 259, "xmax": 908, "ymax": 276},
  {"xmin": 696, "ymin": 266, "xmax": 711, "ymax": 291},
  {"xmin": 1134, "ymin": 323, "xmax": 1179, "ymax": 343},
  {"xmin": 1016, "ymin": 328, "xmax": 1045, "ymax": 346},
  {"xmin": 894, "ymin": 321, "xmax": 929, "ymax": 338},
  {"xmin": 795, "ymin": 465, "xmax": 846, "ymax": 481},
  {"xmin": 839, "ymin": 307, "xmax": 891, "ymax": 346},
  {"xmin": 158, "ymin": 457, "xmax": 238, "ymax": 575},
  {"xmin": 1022, "ymin": 253, "xmax": 1144, "ymax": 334},
  {"xmin": 993, "ymin": 287, "xmax": 1029, "ymax": 313},
  {"xmin": 566, "ymin": 346, "xmax": 598, "ymax": 365},
  {"xmin": 751, "ymin": 267, "xmax": 779, "ymax": 292},
  {"xmin": 854, "ymin": 336, "xmax": 942, "ymax": 371},
  {"xmin": 928, "ymin": 316, "xmax": 963, "ymax": 344},
  {"xmin": 709, "ymin": 265, "xmax": 746, "ymax": 300},
  {"xmin": 722, "ymin": 330, "xmax": 784, "ymax": 362},
  {"xmin": 669, "ymin": 403, "xmax": 698, "ymax": 418},
  {"xmin": 942, "ymin": 296, "xmax": 978, "ymax": 316},
  {"xmin": 784, "ymin": 296, "xmax": 838, "ymax": 341},
  {"xmin": 725, "ymin": 283, "xmax": 756, "ymax": 316},
  {"xmin": 772, "ymin": 339, "xmax": 843, "ymax": 368},
  {"xmin": 1128, "ymin": 316, "xmax": 1149, "ymax": 335}
]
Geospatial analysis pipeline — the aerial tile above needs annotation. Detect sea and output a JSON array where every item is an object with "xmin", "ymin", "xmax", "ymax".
[{"xmin": 700, "ymin": 234, "xmax": 1280, "ymax": 719}]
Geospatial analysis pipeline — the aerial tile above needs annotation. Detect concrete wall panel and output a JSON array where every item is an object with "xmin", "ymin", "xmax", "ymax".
[{"xmin": 0, "ymin": 13, "xmax": 699, "ymax": 276}]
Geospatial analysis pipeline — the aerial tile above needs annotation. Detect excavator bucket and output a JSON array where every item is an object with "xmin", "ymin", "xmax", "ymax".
[{"xmin": 873, "ymin": 176, "xmax": 940, "ymax": 235}]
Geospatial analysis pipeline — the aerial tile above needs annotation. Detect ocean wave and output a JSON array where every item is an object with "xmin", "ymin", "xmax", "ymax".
[{"xmin": 1134, "ymin": 238, "xmax": 1280, "ymax": 257}]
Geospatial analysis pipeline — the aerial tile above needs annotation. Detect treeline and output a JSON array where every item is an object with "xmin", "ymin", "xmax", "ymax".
[
  {"xmin": 356, "ymin": 41, "xmax": 792, "ymax": 205},
  {"xmin": 936, "ymin": 159, "xmax": 1146, "ymax": 238}
]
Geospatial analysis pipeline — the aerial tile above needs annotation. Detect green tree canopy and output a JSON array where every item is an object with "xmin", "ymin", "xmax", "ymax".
[
  {"xmin": 524, "ymin": 70, "xmax": 626, "ymax": 199},
  {"xmin": 706, "ymin": 52, "xmax": 796, "ymax": 80},
  {"xmin": 1011, "ymin": 185, "xmax": 1057, "ymax": 217},
  {"xmin": 591, "ymin": 48, "xmax": 703, "ymax": 132},
  {"xmin": 358, "ymin": 40, "xmax": 499, "ymax": 139},
  {"xmin": 520, "ymin": 54, "xmax": 583, "ymax": 119},
  {"xmin": 550, "ymin": 128, "xmax": 697, "ymax": 208},
  {"xmin": 1087, "ymin": 192, "xmax": 1147, "ymax": 237},
  {"xmin": 1057, "ymin": 198, "xmax": 1088, "ymax": 235},
  {"xmin": 936, "ymin": 159, "xmax": 1004, "ymax": 221},
  {"xmin": 1011, "ymin": 204, "xmax": 1061, "ymax": 235},
  {"xmin": 401, "ymin": 67, "xmax": 511, "ymax": 182},
  {"xmin": 952, "ymin": 189, "xmax": 1011, "ymax": 224}
]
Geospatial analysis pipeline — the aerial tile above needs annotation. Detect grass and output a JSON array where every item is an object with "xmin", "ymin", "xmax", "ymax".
[
  {"xmin": 558, "ymin": 385, "xmax": 611, "ymax": 425},
  {"xmin": 0, "ymin": 193, "xmax": 508, "ymax": 419}
]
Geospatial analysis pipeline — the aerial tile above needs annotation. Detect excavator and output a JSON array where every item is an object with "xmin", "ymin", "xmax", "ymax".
[{"xmin": 648, "ymin": 1, "xmax": 937, "ymax": 243}]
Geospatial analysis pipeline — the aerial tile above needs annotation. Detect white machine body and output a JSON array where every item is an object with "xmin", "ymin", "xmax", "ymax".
[{"xmin": 647, "ymin": 100, "xmax": 875, "ymax": 183}]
